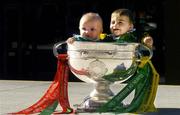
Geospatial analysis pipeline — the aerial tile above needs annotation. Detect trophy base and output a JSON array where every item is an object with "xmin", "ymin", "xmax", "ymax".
[
  {"xmin": 74, "ymin": 95, "xmax": 129, "ymax": 113},
  {"xmin": 74, "ymin": 97, "xmax": 107, "ymax": 113}
]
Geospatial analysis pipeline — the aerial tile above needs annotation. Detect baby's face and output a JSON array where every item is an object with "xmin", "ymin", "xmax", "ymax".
[
  {"xmin": 110, "ymin": 15, "xmax": 133, "ymax": 36},
  {"xmin": 79, "ymin": 20, "xmax": 102, "ymax": 40}
]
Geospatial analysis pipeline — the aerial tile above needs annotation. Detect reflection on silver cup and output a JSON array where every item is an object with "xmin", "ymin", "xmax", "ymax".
[{"xmin": 67, "ymin": 41, "xmax": 140, "ymax": 112}]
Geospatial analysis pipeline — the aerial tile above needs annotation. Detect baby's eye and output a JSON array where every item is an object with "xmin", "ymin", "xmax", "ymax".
[
  {"xmin": 111, "ymin": 21, "xmax": 115, "ymax": 24},
  {"xmin": 82, "ymin": 27, "xmax": 86, "ymax": 31},
  {"xmin": 90, "ymin": 28, "xmax": 95, "ymax": 31},
  {"xmin": 118, "ymin": 21, "xmax": 123, "ymax": 24}
]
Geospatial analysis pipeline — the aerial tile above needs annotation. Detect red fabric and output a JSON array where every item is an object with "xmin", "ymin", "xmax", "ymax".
[{"xmin": 10, "ymin": 54, "xmax": 74, "ymax": 114}]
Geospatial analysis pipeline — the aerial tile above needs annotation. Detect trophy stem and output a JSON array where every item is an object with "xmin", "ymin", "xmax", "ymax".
[
  {"xmin": 75, "ymin": 81, "xmax": 114, "ymax": 112},
  {"xmin": 90, "ymin": 81, "xmax": 114, "ymax": 101}
]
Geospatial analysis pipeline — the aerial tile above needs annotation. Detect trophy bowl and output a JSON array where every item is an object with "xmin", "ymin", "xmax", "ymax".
[
  {"xmin": 66, "ymin": 41, "xmax": 141, "ymax": 112},
  {"xmin": 53, "ymin": 41, "xmax": 153, "ymax": 112}
]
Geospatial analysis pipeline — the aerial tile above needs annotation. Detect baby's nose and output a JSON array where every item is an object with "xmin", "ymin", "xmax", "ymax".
[{"xmin": 84, "ymin": 30, "xmax": 90, "ymax": 33}]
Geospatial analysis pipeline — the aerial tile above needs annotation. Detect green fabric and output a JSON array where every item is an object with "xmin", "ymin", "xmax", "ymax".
[
  {"xmin": 115, "ymin": 31, "xmax": 137, "ymax": 43},
  {"xmin": 97, "ymin": 63, "xmax": 152, "ymax": 113},
  {"xmin": 39, "ymin": 101, "xmax": 58, "ymax": 115},
  {"xmin": 73, "ymin": 31, "xmax": 137, "ymax": 43},
  {"xmin": 74, "ymin": 35, "xmax": 99, "ymax": 42}
]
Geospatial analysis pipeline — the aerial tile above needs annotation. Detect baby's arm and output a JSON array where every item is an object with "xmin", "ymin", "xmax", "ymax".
[{"xmin": 66, "ymin": 37, "xmax": 75, "ymax": 44}]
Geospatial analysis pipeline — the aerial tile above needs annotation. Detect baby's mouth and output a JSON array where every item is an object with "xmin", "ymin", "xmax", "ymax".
[
  {"xmin": 113, "ymin": 29, "xmax": 119, "ymax": 32},
  {"xmin": 113, "ymin": 29, "xmax": 120, "ymax": 34}
]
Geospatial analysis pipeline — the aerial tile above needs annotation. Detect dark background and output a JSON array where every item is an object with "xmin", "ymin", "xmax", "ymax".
[{"xmin": 0, "ymin": 0, "xmax": 179, "ymax": 84}]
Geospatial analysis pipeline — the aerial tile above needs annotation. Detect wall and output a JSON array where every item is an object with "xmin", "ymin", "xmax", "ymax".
[
  {"xmin": 0, "ymin": 0, "xmax": 170, "ymax": 83},
  {"xmin": 164, "ymin": 0, "xmax": 180, "ymax": 84}
]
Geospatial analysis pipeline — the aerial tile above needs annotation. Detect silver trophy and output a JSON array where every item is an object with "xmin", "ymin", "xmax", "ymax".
[{"xmin": 53, "ymin": 41, "xmax": 152, "ymax": 112}]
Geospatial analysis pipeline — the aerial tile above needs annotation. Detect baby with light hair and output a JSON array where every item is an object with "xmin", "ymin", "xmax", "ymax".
[{"xmin": 66, "ymin": 12, "xmax": 103, "ymax": 43}]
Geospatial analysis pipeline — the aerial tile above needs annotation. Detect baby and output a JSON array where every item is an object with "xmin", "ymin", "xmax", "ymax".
[
  {"xmin": 66, "ymin": 12, "xmax": 103, "ymax": 43},
  {"xmin": 109, "ymin": 8, "xmax": 153, "ymax": 48}
]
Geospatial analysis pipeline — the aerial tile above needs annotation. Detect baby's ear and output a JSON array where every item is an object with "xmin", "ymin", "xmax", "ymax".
[{"xmin": 130, "ymin": 24, "xmax": 134, "ymax": 30}]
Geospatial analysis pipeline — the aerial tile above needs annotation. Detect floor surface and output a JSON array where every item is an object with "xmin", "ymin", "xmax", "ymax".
[{"xmin": 0, "ymin": 80, "xmax": 180, "ymax": 115}]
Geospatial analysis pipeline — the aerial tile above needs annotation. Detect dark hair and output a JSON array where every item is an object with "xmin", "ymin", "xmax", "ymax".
[{"xmin": 112, "ymin": 9, "xmax": 135, "ymax": 24}]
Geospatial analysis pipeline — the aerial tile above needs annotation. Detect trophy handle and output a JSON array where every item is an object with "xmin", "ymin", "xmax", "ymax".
[
  {"xmin": 53, "ymin": 41, "xmax": 67, "ymax": 57},
  {"xmin": 135, "ymin": 44, "xmax": 153, "ymax": 62}
]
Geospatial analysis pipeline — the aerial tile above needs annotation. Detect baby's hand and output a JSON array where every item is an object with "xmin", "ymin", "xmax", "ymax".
[
  {"xmin": 66, "ymin": 37, "xmax": 75, "ymax": 44},
  {"xmin": 143, "ymin": 36, "xmax": 153, "ymax": 48}
]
